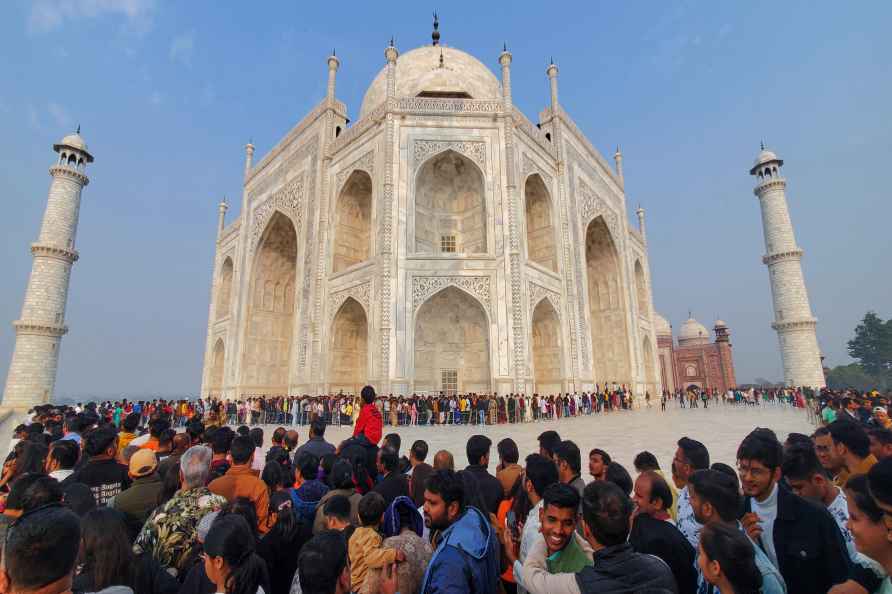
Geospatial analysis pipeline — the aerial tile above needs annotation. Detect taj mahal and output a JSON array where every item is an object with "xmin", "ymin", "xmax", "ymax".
[
  {"xmin": 199, "ymin": 28, "xmax": 662, "ymax": 399},
  {"xmin": 1, "ymin": 22, "xmax": 827, "ymax": 413}
]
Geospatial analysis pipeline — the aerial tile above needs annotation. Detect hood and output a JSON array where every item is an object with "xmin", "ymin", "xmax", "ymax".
[
  {"xmin": 441, "ymin": 506, "xmax": 492, "ymax": 560},
  {"xmin": 295, "ymin": 479, "xmax": 329, "ymax": 501}
]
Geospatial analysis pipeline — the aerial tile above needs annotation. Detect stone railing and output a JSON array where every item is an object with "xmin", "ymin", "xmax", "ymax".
[
  {"xmin": 246, "ymin": 102, "xmax": 329, "ymax": 184},
  {"xmin": 396, "ymin": 97, "xmax": 502, "ymax": 115},
  {"xmin": 512, "ymin": 108, "xmax": 557, "ymax": 159},
  {"xmin": 542, "ymin": 106, "xmax": 622, "ymax": 191}
]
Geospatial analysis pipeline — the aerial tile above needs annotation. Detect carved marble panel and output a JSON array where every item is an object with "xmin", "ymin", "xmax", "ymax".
[
  {"xmin": 412, "ymin": 140, "xmax": 485, "ymax": 172},
  {"xmin": 327, "ymin": 281, "xmax": 371, "ymax": 325},
  {"xmin": 250, "ymin": 175, "xmax": 305, "ymax": 253},
  {"xmin": 335, "ymin": 150, "xmax": 375, "ymax": 195},
  {"xmin": 412, "ymin": 276, "xmax": 491, "ymax": 315},
  {"xmin": 528, "ymin": 281, "xmax": 561, "ymax": 317}
]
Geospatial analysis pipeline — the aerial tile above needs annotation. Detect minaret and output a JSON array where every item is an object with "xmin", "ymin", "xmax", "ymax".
[
  {"xmin": 546, "ymin": 59, "xmax": 559, "ymax": 110},
  {"xmin": 326, "ymin": 51, "xmax": 340, "ymax": 104},
  {"xmin": 2, "ymin": 130, "xmax": 94, "ymax": 409},
  {"xmin": 217, "ymin": 198, "xmax": 228, "ymax": 238},
  {"xmin": 750, "ymin": 145, "xmax": 824, "ymax": 387},
  {"xmin": 614, "ymin": 146, "xmax": 624, "ymax": 187}
]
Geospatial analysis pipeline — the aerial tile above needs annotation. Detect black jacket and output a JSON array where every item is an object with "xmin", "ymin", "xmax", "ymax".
[
  {"xmin": 410, "ymin": 462, "xmax": 433, "ymax": 508},
  {"xmin": 629, "ymin": 513, "xmax": 696, "ymax": 594},
  {"xmin": 575, "ymin": 543, "xmax": 677, "ymax": 594},
  {"xmin": 743, "ymin": 483, "xmax": 850, "ymax": 594},
  {"xmin": 372, "ymin": 471, "xmax": 410, "ymax": 507},
  {"xmin": 463, "ymin": 464, "xmax": 503, "ymax": 516}
]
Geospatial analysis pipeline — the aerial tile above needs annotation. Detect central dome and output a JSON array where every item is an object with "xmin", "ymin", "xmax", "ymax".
[
  {"xmin": 359, "ymin": 45, "xmax": 501, "ymax": 118},
  {"xmin": 678, "ymin": 317, "xmax": 710, "ymax": 346}
]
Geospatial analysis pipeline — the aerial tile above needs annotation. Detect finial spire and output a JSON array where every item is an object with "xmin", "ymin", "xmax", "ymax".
[
  {"xmin": 503, "ymin": 41, "xmax": 507, "ymax": 52},
  {"xmin": 389, "ymin": 36, "xmax": 394, "ymax": 47},
  {"xmin": 760, "ymin": 140, "xmax": 765, "ymax": 150},
  {"xmin": 76, "ymin": 124, "xmax": 80, "ymax": 134},
  {"xmin": 332, "ymin": 48, "xmax": 336, "ymax": 57},
  {"xmin": 432, "ymin": 11, "xmax": 440, "ymax": 46},
  {"xmin": 439, "ymin": 47, "xmax": 444, "ymax": 68}
]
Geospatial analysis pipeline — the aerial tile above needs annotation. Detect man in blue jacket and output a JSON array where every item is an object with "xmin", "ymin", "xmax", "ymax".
[{"xmin": 421, "ymin": 469, "xmax": 499, "ymax": 593}]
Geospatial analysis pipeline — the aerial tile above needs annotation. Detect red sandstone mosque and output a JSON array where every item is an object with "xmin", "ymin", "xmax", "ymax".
[{"xmin": 654, "ymin": 314, "xmax": 736, "ymax": 394}]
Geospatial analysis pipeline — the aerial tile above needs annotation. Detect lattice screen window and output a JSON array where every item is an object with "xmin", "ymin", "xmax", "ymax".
[
  {"xmin": 440, "ymin": 235, "xmax": 457, "ymax": 253},
  {"xmin": 441, "ymin": 369, "xmax": 458, "ymax": 395}
]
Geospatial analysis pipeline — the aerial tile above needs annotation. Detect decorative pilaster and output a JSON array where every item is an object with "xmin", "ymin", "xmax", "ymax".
[
  {"xmin": 636, "ymin": 205, "xmax": 646, "ymax": 242},
  {"xmin": 379, "ymin": 41, "xmax": 399, "ymax": 393},
  {"xmin": 2, "ymin": 132, "xmax": 93, "ymax": 409}
]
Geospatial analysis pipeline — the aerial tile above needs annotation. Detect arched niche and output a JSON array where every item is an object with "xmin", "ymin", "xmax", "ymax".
[
  {"xmin": 634, "ymin": 259, "xmax": 648, "ymax": 316},
  {"xmin": 333, "ymin": 170, "xmax": 372, "ymax": 273},
  {"xmin": 414, "ymin": 150, "xmax": 486, "ymax": 255},
  {"xmin": 642, "ymin": 335, "xmax": 657, "ymax": 394},
  {"xmin": 524, "ymin": 174, "xmax": 557, "ymax": 271},
  {"xmin": 328, "ymin": 297, "xmax": 368, "ymax": 395},
  {"xmin": 531, "ymin": 298, "xmax": 562, "ymax": 395},
  {"xmin": 414, "ymin": 286, "xmax": 490, "ymax": 393},
  {"xmin": 215, "ymin": 257, "xmax": 233, "ymax": 320},
  {"xmin": 242, "ymin": 212, "xmax": 297, "ymax": 393},
  {"xmin": 209, "ymin": 339, "xmax": 225, "ymax": 396},
  {"xmin": 585, "ymin": 216, "xmax": 631, "ymax": 386}
]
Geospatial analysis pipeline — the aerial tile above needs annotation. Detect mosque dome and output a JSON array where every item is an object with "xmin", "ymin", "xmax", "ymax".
[
  {"xmin": 678, "ymin": 317, "xmax": 710, "ymax": 346},
  {"xmin": 53, "ymin": 132, "xmax": 94, "ymax": 162},
  {"xmin": 359, "ymin": 45, "xmax": 501, "ymax": 118},
  {"xmin": 653, "ymin": 312, "xmax": 672, "ymax": 337},
  {"xmin": 750, "ymin": 147, "xmax": 783, "ymax": 174}
]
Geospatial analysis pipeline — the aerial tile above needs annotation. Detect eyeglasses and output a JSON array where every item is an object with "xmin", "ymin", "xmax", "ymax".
[{"xmin": 736, "ymin": 464, "xmax": 770, "ymax": 478}]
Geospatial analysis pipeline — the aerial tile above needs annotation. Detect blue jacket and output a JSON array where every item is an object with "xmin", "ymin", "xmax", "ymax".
[{"xmin": 421, "ymin": 506, "xmax": 499, "ymax": 594}]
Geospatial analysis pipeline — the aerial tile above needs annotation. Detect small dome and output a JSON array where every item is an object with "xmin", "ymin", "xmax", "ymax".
[
  {"xmin": 359, "ymin": 45, "xmax": 501, "ymax": 118},
  {"xmin": 653, "ymin": 312, "xmax": 672, "ymax": 337},
  {"xmin": 54, "ymin": 132, "xmax": 94, "ymax": 162},
  {"xmin": 749, "ymin": 147, "xmax": 783, "ymax": 174},
  {"xmin": 714, "ymin": 319, "xmax": 727, "ymax": 328},
  {"xmin": 678, "ymin": 317, "xmax": 710, "ymax": 346}
]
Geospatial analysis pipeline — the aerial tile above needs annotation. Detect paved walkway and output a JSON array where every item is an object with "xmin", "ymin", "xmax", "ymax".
[{"xmin": 255, "ymin": 402, "xmax": 814, "ymax": 471}]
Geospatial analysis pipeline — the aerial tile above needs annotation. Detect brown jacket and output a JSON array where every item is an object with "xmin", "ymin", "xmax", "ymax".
[{"xmin": 208, "ymin": 465, "xmax": 269, "ymax": 533}]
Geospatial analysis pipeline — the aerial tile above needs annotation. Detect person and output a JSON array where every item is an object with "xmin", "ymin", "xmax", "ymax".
[
  {"xmin": 508, "ymin": 483, "xmax": 592, "ymax": 586},
  {"xmin": 45, "ymin": 439, "xmax": 78, "ymax": 482},
  {"xmin": 828, "ymin": 420, "xmax": 878, "ymax": 486},
  {"xmin": 495, "ymin": 438, "xmax": 523, "ymax": 497},
  {"xmin": 289, "ymin": 451, "xmax": 329, "ymax": 524},
  {"xmin": 348, "ymin": 492, "xmax": 404, "ymax": 593},
  {"xmin": 553, "ymin": 441, "xmax": 585, "ymax": 499},
  {"xmin": 321, "ymin": 495, "xmax": 357, "ymax": 540},
  {"xmin": 782, "ymin": 444, "xmax": 857, "ymax": 558},
  {"xmin": 249, "ymin": 428, "xmax": 266, "ymax": 473},
  {"xmin": 519, "ymin": 481, "xmax": 677, "ymax": 594},
  {"xmin": 604, "ymin": 462, "xmax": 633, "ymax": 497},
  {"xmin": 314, "ymin": 459, "xmax": 361, "ymax": 534},
  {"xmin": 420, "ymin": 469, "xmax": 499, "ymax": 594},
  {"xmin": 140, "ymin": 418, "xmax": 170, "ymax": 452},
  {"xmin": 633, "ymin": 450, "xmax": 679, "ymax": 521},
  {"xmin": 687, "ymin": 468, "xmax": 786, "ymax": 593},
  {"xmin": 408, "ymin": 440, "xmax": 433, "ymax": 508},
  {"xmin": 538, "ymin": 431, "xmax": 561, "ymax": 460},
  {"xmin": 258, "ymin": 491, "xmax": 313, "ymax": 594},
  {"xmin": 353, "ymin": 385, "xmax": 383, "ymax": 446},
  {"xmin": 868, "ymin": 427, "xmax": 892, "ymax": 461},
  {"xmin": 673, "ymin": 436, "xmax": 710, "ymax": 548},
  {"xmin": 514, "ymin": 454, "xmax": 558, "ymax": 594},
  {"xmin": 373, "ymin": 448, "xmax": 410, "ymax": 507},
  {"xmin": 737, "ymin": 430, "xmax": 850, "ymax": 593},
  {"xmin": 134, "ymin": 446, "xmax": 228, "ymax": 578},
  {"xmin": 209, "ymin": 427, "xmax": 235, "ymax": 480},
  {"xmin": 698, "ymin": 522, "xmax": 764, "ymax": 594},
  {"xmin": 209, "ymin": 435, "xmax": 270, "ymax": 534},
  {"xmin": 158, "ymin": 433, "xmax": 190, "ymax": 480},
  {"xmin": 629, "ymin": 471, "xmax": 697, "ymax": 594},
  {"xmin": 108, "ymin": 448, "xmax": 164, "ymax": 540},
  {"xmin": 203, "ymin": 514, "xmax": 271, "ymax": 594},
  {"xmin": 117, "ymin": 413, "xmax": 141, "ymax": 457},
  {"xmin": 64, "ymin": 426, "xmax": 129, "ymax": 505},
  {"xmin": 73, "ymin": 507, "xmax": 178, "ymax": 594},
  {"xmin": 463, "ymin": 434, "xmax": 503, "ymax": 515},
  {"xmin": 432, "ymin": 450, "xmax": 454, "ymax": 471},
  {"xmin": 0, "ymin": 474, "xmax": 63, "ymax": 543},
  {"xmin": 361, "ymin": 496, "xmax": 432, "ymax": 594},
  {"xmin": 294, "ymin": 418, "xmax": 336, "ymax": 461},
  {"xmin": 587, "ymin": 448, "xmax": 610, "ymax": 482},
  {"xmin": 845, "ymin": 474, "xmax": 892, "ymax": 591},
  {"xmin": 0, "ymin": 505, "xmax": 81, "ymax": 594},
  {"xmin": 296, "ymin": 530, "xmax": 352, "ymax": 594}
]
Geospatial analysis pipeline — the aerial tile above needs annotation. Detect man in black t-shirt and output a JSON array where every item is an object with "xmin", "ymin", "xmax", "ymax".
[{"xmin": 65, "ymin": 425, "xmax": 130, "ymax": 505}]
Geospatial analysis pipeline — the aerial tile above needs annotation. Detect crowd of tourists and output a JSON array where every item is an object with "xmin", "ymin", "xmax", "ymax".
[
  {"xmin": 65, "ymin": 384, "xmax": 818, "ymax": 431},
  {"xmin": 3, "ymin": 384, "xmax": 892, "ymax": 594}
]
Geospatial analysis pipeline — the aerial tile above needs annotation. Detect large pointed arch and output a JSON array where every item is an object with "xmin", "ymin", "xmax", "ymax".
[
  {"xmin": 241, "ymin": 212, "xmax": 297, "ymax": 393},
  {"xmin": 634, "ymin": 259, "xmax": 648, "ymax": 316},
  {"xmin": 642, "ymin": 335, "xmax": 657, "ymax": 395},
  {"xmin": 414, "ymin": 286, "xmax": 490, "ymax": 393},
  {"xmin": 585, "ymin": 216, "xmax": 631, "ymax": 386},
  {"xmin": 531, "ymin": 298, "xmax": 562, "ymax": 395},
  {"xmin": 328, "ymin": 297, "xmax": 368, "ymax": 394},
  {"xmin": 524, "ymin": 173, "xmax": 557, "ymax": 271},
  {"xmin": 414, "ymin": 150, "xmax": 486, "ymax": 254},
  {"xmin": 215, "ymin": 257, "xmax": 234, "ymax": 320},
  {"xmin": 332, "ymin": 170, "xmax": 372, "ymax": 273},
  {"xmin": 209, "ymin": 338, "xmax": 225, "ymax": 396}
]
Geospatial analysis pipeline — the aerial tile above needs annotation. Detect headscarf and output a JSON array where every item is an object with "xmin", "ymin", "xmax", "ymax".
[{"xmin": 383, "ymin": 495, "xmax": 423, "ymax": 538}]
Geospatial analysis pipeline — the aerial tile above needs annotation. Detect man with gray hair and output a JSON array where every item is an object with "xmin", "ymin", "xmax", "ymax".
[{"xmin": 134, "ymin": 446, "xmax": 227, "ymax": 577}]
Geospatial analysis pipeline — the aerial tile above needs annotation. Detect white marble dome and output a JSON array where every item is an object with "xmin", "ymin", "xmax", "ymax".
[
  {"xmin": 53, "ymin": 132, "xmax": 93, "ymax": 162},
  {"xmin": 653, "ymin": 312, "xmax": 672, "ymax": 337},
  {"xmin": 360, "ymin": 45, "xmax": 501, "ymax": 118},
  {"xmin": 750, "ymin": 148, "xmax": 783, "ymax": 174},
  {"xmin": 678, "ymin": 317, "xmax": 710, "ymax": 346}
]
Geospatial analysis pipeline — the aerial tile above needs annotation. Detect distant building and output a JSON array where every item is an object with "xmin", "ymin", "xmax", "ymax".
[{"xmin": 654, "ymin": 314, "xmax": 736, "ymax": 394}]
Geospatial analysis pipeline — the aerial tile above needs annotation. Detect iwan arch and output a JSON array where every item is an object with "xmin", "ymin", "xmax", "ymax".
[{"xmin": 201, "ymin": 29, "xmax": 661, "ymax": 398}]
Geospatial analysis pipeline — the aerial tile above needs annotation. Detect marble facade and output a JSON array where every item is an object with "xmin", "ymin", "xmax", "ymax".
[{"xmin": 200, "ymin": 40, "xmax": 661, "ymax": 398}]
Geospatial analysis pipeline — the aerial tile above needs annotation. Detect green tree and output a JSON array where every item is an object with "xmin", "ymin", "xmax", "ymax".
[
  {"xmin": 826, "ymin": 363, "xmax": 887, "ymax": 392},
  {"xmin": 847, "ymin": 311, "xmax": 892, "ymax": 376}
]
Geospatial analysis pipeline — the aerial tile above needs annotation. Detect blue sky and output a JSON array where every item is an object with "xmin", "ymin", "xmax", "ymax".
[{"xmin": 1, "ymin": 1, "xmax": 890, "ymax": 398}]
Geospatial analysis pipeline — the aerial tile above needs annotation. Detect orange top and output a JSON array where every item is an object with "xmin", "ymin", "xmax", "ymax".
[{"xmin": 496, "ymin": 498, "xmax": 515, "ymax": 583}]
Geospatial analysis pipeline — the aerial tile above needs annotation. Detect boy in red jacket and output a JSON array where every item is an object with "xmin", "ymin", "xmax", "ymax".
[{"xmin": 353, "ymin": 385, "xmax": 383, "ymax": 446}]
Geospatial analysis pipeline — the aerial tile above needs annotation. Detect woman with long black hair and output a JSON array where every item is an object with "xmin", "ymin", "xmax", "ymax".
[
  {"xmin": 697, "ymin": 523, "xmax": 762, "ymax": 594},
  {"xmin": 203, "ymin": 514, "xmax": 270, "ymax": 594},
  {"xmin": 73, "ymin": 507, "xmax": 177, "ymax": 594},
  {"xmin": 258, "ymin": 491, "xmax": 312, "ymax": 594}
]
